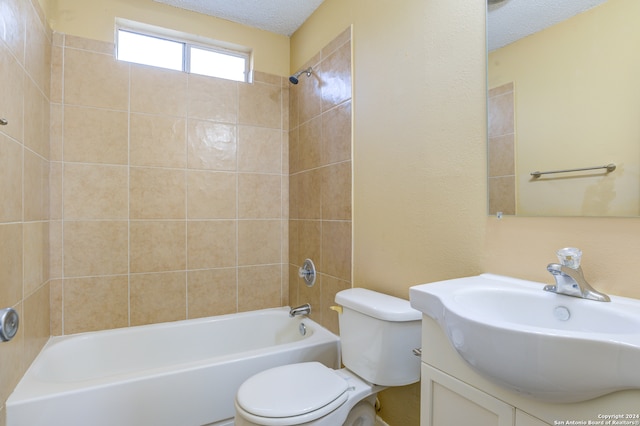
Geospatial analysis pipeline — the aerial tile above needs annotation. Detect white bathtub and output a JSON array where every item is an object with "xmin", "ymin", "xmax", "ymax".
[{"xmin": 6, "ymin": 307, "xmax": 340, "ymax": 426}]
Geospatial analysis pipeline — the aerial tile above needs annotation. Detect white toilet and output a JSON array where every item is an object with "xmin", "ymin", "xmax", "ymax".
[{"xmin": 234, "ymin": 288, "xmax": 422, "ymax": 426}]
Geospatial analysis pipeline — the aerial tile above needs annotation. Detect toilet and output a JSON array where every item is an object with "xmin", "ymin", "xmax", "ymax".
[{"xmin": 234, "ymin": 288, "xmax": 422, "ymax": 426}]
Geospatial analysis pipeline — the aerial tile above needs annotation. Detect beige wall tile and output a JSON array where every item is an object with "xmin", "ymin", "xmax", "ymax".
[
  {"xmin": 130, "ymin": 113, "xmax": 186, "ymax": 168},
  {"xmin": 0, "ymin": 224, "xmax": 23, "ymax": 306},
  {"xmin": 321, "ymin": 161, "xmax": 352, "ymax": 221},
  {"xmin": 130, "ymin": 221, "xmax": 186, "ymax": 273},
  {"xmin": 320, "ymin": 274, "xmax": 351, "ymax": 335},
  {"xmin": 488, "ymin": 89, "xmax": 515, "ymax": 138},
  {"xmin": 320, "ymin": 40, "xmax": 351, "ymax": 111},
  {"xmin": 23, "ymin": 283, "xmax": 50, "ymax": 362},
  {"xmin": 488, "ymin": 133, "xmax": 515, "ymax": 177},
  {"xmin": 238, "ymin": 173, "xmax": 281, "ymax": 219},
  {"xmin": 0, "ymin": 302, "xmax": 23, "ymax": 407},
  {"xmin": 322, "ymin": 220, "xmax": 351, "ymax": 282},
  {"xmin": 49, "ymin": 161, "xmax": 62, "ymax": 221},
  {"xmin": 49, "ymin": 279, "xmax": 63, "ymax": 335},
  {"xmin": 23, "ymin": 75, "xmax": 50, "ymax": 158},
  {"xmin": 187, "ymin": 220, "xmax": 236, "ymax": 269},
  {"xmin": 488, "ymin": 82, "xmax": 513, "ymax": 97},
  {"xmin": 238, "ymin": 126, "xmax": 282, "ymax": 173},
  {"xmin": 64, "ymin": 163, "xmax": 128, "ymax": 219},
  {"xmin": 130, "ymin": 167, "xmax": 186, "ymax": 219},
  {"xmin": 187, "ymin": 268, "xmax": 237, "ymax": 318},
  {"xmin": 0, "ymin": 43, "xmax": 25, "ymax": 143},
  {"xmin": 238, "ymin": 82, "xmax": 282, "ymax": 128},
  {"xmin": 24, "ymin": 9, "xmax": 51, "ymax": 97},
  {"xmin": 23, "ymin": 149, "xmax": 48, "ymax": 222},
  {"xmin": 49, "ymin": 103, "xmax": 62, "ymax": 161},
  {"xmin": 187, "ymin": 120, "xmax": 237, "ymax": 171},
  {"xmin": 238, "ymin": 265, "xmax": 282, "ymax": 311},
  {"xmin": 50, "ymin": 45, "xmax": 63, "ymax": 103},
  {"xmin": 130, "ymin": 65, "xmax": 188, "ymax": 116},
  {"xmin": 298, "ymin": 116, "xmax": 322, "ymax": 170},
  {"xmin": 288, "ymin": 127, "xmax": 300, "ymax": 174},
  {"xmin": 63, "ymin": 276, "xmax": 128, "ymax": 334},
  {"xmin": 63, "ymin": 106, "xmax": 128, "ymax": 165},
  {"xmin": 187, "ymin": 171, "xmax": 236, "ymax": 219},
  {"xmin": 238, "ymin": 220, "xmax": 281, "ymax": 266},
  {"xmin": 23, "ymin": 221, "xmax": 48, "ymax": 295},
  {"xmin": 188, "ymin": 74, "xmax": 238, "ymax": 123},
  {"xmin": 0, "ymin": 134, "xmax": 22, "ymax": 222},
  {"xmin": 0, "ymin": 0, "xmax": 26, "ymax": 65},
  {"xmin": 488, "ymin": 176, "xmax": 516, "ymax": 215},
  {"xmin": 64, "ymin": 221, "xmax": 128, "ymax": 277},
  {"xmin": 64, "ymin": 34, "xmax": 112, "ymax": 54},
  {"xmin": 296, "ymin": 64, "xmax": 322, "ymax": 126},
  {"xmin": 64, "ymin": 48, "xmax": 129, "ymax": 110},
  {"xmin": 296, "ymin": 271, "xmax": 321, "ymax": 321},
  {"xmin": 321, "ymin": 101, "xmax": 351, "ymax": 165},
  {"xmin": 297, "ymin": 220, "xmax": 321, "ymax": 269},
  {"xmin": 130, "ymin": 272, "xmax": 186, "ymax": 326},
  {"xmin": 49, "ymin": 220, "xmax": 62, "ymax": 279},
  {"xmin": 295, "ymin": 169, "xmax": 322, "ymax": 220}
]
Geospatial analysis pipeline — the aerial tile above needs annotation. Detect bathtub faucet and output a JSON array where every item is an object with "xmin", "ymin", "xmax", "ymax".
[{"xmin": 289, "ymin": 303, "xmax": 311, "ymax": 317}]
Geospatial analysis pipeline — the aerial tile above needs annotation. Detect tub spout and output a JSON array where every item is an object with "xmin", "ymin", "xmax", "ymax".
[{"xmin": 289, "ymin": 303, "xmax": 311, "ymax": 317}]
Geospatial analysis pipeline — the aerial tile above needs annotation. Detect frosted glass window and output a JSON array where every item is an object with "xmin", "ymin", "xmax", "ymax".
[
  {"xmin": 116, "ymin": 26, "xmax": 250, "ymax": 82},
  {"xmin": 189, "ymin": 46, "xmax": 247, "ymax": 82},
  {"xmin": 117, "ymin": 30, "xmax": 183, "ymax": 71}
]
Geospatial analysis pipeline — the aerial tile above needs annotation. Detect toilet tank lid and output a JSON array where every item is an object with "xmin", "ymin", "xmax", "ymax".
[{"xmin": 335, "ymin": 288, "xmax": 421, "ymax": 322}]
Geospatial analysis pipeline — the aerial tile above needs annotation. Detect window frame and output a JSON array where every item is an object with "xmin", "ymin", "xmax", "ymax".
[{"xmin": 115, "ymin": 19, "xmax": 252, "ymax": 83}]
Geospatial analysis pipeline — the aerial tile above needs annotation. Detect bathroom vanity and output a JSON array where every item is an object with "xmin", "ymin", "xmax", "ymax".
[
  {"xmin": 410, "ymin": 275, "xmax": 640, "ymax": 426},
  {"xmin": 418, "ymin": 317, "xmax": 640, "ymax": 426}
]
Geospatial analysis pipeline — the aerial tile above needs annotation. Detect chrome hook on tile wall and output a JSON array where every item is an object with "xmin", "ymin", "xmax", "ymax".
[
  {"xmin": 0, "ymin": 118, "xmax": 8, "ymax": 126},
  {"xmin": 298, "ymin": 258, "xmax": 317, "ymax": 287}
]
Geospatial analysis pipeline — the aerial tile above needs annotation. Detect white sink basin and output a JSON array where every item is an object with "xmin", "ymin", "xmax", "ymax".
[{"xmin": 409, "ymin": 273, "xmax": 640, "ymax": 403}]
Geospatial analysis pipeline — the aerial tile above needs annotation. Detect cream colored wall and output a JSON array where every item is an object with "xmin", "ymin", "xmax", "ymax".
[
  {"xmin": 489, "ymin": 0, "xmax": 640, "ymax": 216},
  {"xmin": 292, "ymin": 1, "xmax": 488, "ymax": 425},
  {"xmin": 44, "ymin": 0, "xmax": 289, "ymax": 76}
]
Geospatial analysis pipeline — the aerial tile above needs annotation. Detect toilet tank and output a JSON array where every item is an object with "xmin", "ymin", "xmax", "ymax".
[{"xmin": 335, "ymin": 288, "xmax": 422, "ymax": 386}]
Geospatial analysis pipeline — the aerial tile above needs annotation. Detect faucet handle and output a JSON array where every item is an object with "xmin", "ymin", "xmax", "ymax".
[{"xmin": 556, "ymin": 247, "xmax": 582, "ymax": 270}]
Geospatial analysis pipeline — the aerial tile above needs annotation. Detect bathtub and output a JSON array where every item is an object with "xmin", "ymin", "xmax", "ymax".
[{"xmin": 6, "ymin": 307, "xmax": 340, "ymax": 426}]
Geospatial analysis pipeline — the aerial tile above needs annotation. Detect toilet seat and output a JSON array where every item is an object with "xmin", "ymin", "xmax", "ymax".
[{"xmin": 235, "ymin": 362, "xmax": 349, "ymax": 425}]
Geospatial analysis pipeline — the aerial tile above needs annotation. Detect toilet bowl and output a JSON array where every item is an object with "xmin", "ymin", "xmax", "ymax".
[{"xmin": 234, "ymin": 288, "xmax": 422, "ymax": 426}]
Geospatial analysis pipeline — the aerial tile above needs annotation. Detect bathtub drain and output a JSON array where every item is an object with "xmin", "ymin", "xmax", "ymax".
[{"xmin": 299, "ymin": 323, "xmax": 307, "ymax": 336}]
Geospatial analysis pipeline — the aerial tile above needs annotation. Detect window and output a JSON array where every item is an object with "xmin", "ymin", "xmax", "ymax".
[{"xmin": 115, "ymin": 22, "xmax": 251, "ymax": 82}]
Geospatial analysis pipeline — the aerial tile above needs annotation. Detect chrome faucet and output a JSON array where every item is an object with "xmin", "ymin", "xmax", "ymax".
[
  {"xmin": 289, "ymin": 303, "xmax": 311, "ymax": 317},
  {"xmin": 544, "ymin": 248, "xmax": 610, "ymax": 302}
]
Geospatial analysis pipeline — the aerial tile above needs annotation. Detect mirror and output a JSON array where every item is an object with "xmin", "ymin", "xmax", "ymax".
[{"xmin": 487, "ymin": 0, "xmax": 640, "ymax": 217}]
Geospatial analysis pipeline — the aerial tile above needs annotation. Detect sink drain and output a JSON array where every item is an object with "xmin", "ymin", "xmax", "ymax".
[{"xmin": 553, "ymin": 306, "xmax": 571, "ymax": 321}]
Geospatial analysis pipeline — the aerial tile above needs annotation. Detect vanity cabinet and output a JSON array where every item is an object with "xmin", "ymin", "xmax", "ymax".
[
  {"xmin": 421, "ymin": 363, "xmax": 515, "ymax": 426},
  {"xmin": 418, "ymin": 315, "xmax": 640, "ymax": 426},
  {"xmin": 421, "ymin": 364, "xmax": 548, "ymax": 426}
]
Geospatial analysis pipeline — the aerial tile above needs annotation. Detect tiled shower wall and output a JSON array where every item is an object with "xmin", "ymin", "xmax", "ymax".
[
  {"xmin": 0, "ymin": 0, "xmax": 51, "ymax": 417},
  {"xmin": 288, "ymin": 28, "xmax": 352, "ymax": 334},
  {"xmin": 49, "ymin": 34, "xmax": 290, "ymax": 335},
  {"xmin": 488, "ymin": 82, "xmax": 516, "ymax": 215}
]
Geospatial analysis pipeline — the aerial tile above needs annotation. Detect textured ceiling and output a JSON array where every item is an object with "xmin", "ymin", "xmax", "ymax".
[
  {"xmin": 488, "ymin": 0, "xmax": 608, "ymax": 51},
  {"xmin": 154, "ymin": 0, "xmax": 608, "ymax": 46},
  {"xmin": 153, "ymin": 0, "xmax": 325, "ymax": 36}
]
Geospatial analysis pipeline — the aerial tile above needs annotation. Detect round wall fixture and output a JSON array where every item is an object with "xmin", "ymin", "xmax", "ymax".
[
  {"xmin": 298, "ymin": 258, "xmax": 317, "ymax": 287},
  {"xmin": 0, "ymin": 307, "xmax": 19, "ymax": 342}
]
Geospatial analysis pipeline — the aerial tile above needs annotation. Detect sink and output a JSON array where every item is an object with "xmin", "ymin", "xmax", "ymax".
[{"xmin": 409, "ymin": 273, "xmax": 640, "ymax": 403}]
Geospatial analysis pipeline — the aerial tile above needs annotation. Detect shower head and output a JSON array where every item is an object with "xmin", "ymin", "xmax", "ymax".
[{"xmin": 289, "ymin": 67, "xmax": 313, "ymax": 84}]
